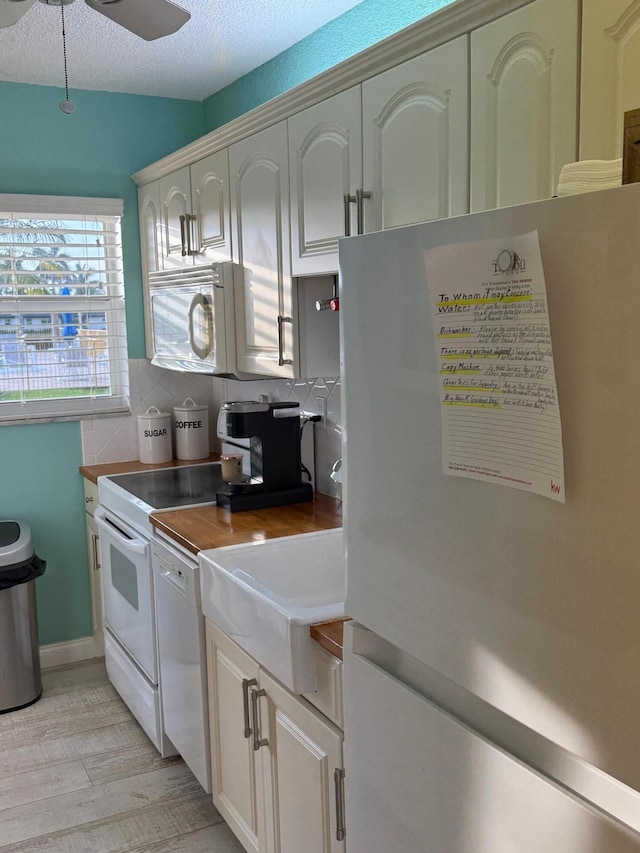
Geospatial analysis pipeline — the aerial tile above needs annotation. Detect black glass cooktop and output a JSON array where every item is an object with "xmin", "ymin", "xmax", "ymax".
[{"xmin": 109, "ymin": 463, "xmax": 225, "ymax": 509}]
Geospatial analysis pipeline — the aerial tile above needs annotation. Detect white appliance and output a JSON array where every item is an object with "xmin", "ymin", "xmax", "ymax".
[
  {"xmin": 149, "ymin": 262, "xmax": 238, "ymax": 374},
  {"xmin": 97, "ymin": 462, "xmax": 225, "ymax": 759},
  {"xmin": 338, "ymin": 184, "xmax": 640, "ymax": 851},
  {"xmin": 94, "ymin": 503, "xmax": 175, "ymax": 755},
  {"xmin": 152, "ymin": 534, "xmax": 211, "ymax": 793}
]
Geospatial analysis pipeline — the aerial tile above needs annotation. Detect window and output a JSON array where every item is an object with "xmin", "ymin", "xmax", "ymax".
[{"xmin": 0, "ymin": 194, "xmax": 129, "ymax": 422}]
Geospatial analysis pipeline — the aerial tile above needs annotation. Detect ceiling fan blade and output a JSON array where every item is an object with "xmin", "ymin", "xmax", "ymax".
[
  {"xmin": 0, "ymin": 0, "xmax": 37, "ymax": 29},
  {"xmin": 83, "ymin": 0, "xmax": 190, "ymax": 41}
]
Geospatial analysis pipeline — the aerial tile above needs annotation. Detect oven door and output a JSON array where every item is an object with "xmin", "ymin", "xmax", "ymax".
[
  {"xmin": 94, "ymin": 506, "xmax": 157, "ymax": 683},
  {"xmin": 149, "ymin": 264, "xmax": 231, "ymax": 374}
]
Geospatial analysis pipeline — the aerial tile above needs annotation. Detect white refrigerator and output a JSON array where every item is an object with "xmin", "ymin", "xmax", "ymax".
[{"xmin": 338, "ymin": 183, "xmax": 640, "ymax": 852}]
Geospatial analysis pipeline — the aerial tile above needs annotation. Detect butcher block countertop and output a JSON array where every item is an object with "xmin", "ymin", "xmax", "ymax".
[
  {"xmin": 150, "ymin": 492, "xmax": 342, "ymax": 553},
  {"xmin": 79, "ymin": 458, "xmax": 345, "ymax": 655}
]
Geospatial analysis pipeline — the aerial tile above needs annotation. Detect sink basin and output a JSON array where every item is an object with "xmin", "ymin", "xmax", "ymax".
[{"xmin": 199, "ymin": 528, "xmax": 345, "ymax": 693}]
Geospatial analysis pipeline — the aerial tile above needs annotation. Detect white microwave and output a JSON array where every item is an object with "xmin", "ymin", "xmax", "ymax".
[{"xmin": 149, "ymin": 262, "xmax": 238, "ymax": 374}]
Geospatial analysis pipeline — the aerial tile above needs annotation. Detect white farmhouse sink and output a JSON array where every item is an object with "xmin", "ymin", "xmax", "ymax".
[{"xmin": 199, "ymin": 528, "xmax": 345, "ymax": 693}]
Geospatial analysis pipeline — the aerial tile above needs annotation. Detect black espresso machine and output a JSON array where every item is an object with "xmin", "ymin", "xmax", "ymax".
[{"xmin": 215, "ymin": 401, "xmax": 314, "ymax": 512}]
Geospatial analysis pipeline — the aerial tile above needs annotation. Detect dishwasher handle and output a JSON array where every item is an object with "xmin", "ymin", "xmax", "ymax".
[{"xmin": 94, "ymin": 506, "xmax": 148, "ymax": 556}]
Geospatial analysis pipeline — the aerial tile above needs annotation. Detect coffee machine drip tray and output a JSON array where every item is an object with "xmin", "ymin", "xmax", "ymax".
[{"xmin": 216, "ymin": 482, "xmax": 313, "ymax": 513}]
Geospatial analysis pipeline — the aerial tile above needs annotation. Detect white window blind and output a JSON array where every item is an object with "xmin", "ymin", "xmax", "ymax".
[{"xmin": 0, "ymin": 194, "xmax": 129, "ymax": 422}]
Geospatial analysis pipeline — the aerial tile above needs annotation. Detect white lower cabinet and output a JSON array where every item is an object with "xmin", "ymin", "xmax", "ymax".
[
  {"xmin": 206, "ymin": 619, "xmax": 346, "ymax": 853},
  {"xmin": 83, "ymin": 477, "xmax": 104, "ymax": 653}
]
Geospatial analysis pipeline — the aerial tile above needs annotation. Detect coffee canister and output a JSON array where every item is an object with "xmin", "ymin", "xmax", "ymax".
[
  {"xmin": 173, "ymin": 397, "xmax": 210, "ymax": 460},
  {"xmin": 137, "ymin": 406, "xmax": 172, "ymax": 464}
]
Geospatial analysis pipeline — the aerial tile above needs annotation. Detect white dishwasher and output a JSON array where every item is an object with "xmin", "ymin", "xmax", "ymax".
[{"xmin": 151, "ymin": 533, "xmax": 211, "ymax": 793}]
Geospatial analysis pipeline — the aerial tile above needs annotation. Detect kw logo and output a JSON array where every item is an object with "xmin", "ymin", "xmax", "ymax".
[{"xmin": 550, "ymin": 481, "xmax": 561, "ymax": 495}]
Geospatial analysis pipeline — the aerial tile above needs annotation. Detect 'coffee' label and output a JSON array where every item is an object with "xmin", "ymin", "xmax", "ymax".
[{"xmin": 175, "ymin": 421, "xmax": 203, "ymax": 429}]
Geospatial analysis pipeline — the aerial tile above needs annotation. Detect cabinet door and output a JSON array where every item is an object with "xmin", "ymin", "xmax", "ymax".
[
  {"xmin": 190, "ymin": 149, "xmax": 232, "ymax": 263},
  {"xmin": 85, "ymin": 512, "xmax": 104, "ymax": 653},
  {"xmin": 158, "ymin": 166, "xmax": 193, "ymax": 268},
  {"xmin": 138, "ymin": 181, "xmax": 163, "ymax": 274},
  {"xmin": 289, "ymin": 86, "xmax": 362, "ymax": 275},
  {"xmin": 259, "ymin": 670, "xmax": 345, "ymax": 853},
  {"xmin": 138, "ymin": 181, "xmax": 163, "ymax": 357},
  {"xmin": 230, "ymin": 123, "xmax": 294, "ymax": 377},
  {"xmin": 361, "ymin": 35, "xmax": 469, "ymax": 233},
  {"xmin": 206, "ymin": 620, "xmax": 265, "ymax": 853},
  {"xmin": 581, "ymin": 0, "xmax": 640, "ymax": 160},
  {"xmin": 470, "ymin": 0, "xmax": 578, "ymax": 212}
]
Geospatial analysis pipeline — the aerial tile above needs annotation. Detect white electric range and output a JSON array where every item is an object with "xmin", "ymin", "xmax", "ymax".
[{"xmin": 96, "ymin": 462, "xmax": 225, "ymax": 782}]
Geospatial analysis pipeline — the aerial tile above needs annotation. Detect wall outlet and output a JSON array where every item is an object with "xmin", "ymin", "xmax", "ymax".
[{"xmin": 314, "ymin": 394, "xmax": 328, "ymax": 425}]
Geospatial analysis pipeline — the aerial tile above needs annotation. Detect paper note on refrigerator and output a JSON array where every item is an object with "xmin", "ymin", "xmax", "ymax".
[{"xmin": 424, "ymin": 230, "xmax": 564, "ymax": 502}]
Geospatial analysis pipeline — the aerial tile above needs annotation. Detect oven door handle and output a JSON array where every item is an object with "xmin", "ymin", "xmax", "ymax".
[{"xmin": 94, "ymin": 506, "xmax": 148, "ymax": 556}]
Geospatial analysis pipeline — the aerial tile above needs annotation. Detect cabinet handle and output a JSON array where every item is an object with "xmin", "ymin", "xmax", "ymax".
[
  {"xmin": 188, "ymin": 212, "xmax": 200, "ymax": 255},
  {"xmin": 334, "ymin": 767, "xmax": 346, "ymax": 841},
  {"xmin": 90, "ymin": 531, "xmax": 100, "ymax": 572},
  {"xmin": 277, "ymin": 315, "xmax": 293, "ymax": 366},
  {"xmin": 85, "ymin": 496, "xmax": 94, "ymax": 504},
  {"xmin": 185, "ymin": 212, "xmax": 193, "ymax": 256},
  {"xmin": 356, "ymin": 189, "xmax": 371, "ymax": 235},
  {"xmin": 242, "ymin": 678, "xmax": 257, "ymax": 738},
  {"xmin": 179, "ymin": 214, "xmax": 187, "ymax": 256},
  {"xmin": 250, "ymin": 687, "xmax": 269, "ymax": 751},
  {"xmin": 343, "ymin": 193, "xmax": 356, "ymax": 237}
]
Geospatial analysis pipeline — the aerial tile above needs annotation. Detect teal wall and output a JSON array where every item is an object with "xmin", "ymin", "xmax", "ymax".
[
  {"xmin": 204, "ymin": 0, "xmax": 454, "ymax": 130},
  {"xmin": 0, "ymin": 82, "xmax": 205, "ymax": 645}
]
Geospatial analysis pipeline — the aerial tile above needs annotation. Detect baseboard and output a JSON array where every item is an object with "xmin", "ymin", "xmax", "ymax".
[{"xmin": 40, "ymin": 634, "xmax": 104, "ymax": 669}]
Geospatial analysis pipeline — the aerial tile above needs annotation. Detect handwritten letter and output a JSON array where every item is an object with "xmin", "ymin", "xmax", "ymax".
[{"xmin": 424, "ymin": 230, "xmax": 565, "ymax": 502}]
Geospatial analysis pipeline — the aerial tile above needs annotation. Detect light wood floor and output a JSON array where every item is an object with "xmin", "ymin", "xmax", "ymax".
[{"xmin": 0, "ymin": 658, "xmax": 244, "ymax": 853}]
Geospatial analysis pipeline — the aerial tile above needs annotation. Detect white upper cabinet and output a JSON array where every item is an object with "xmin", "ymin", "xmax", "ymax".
[
  {"xmin": 230, "ymin": 122, "xmax": 295, "ymax": 377},
  {"xmin": 470, "ymin": 0, "xmax": 579, "ymax": 211},
  {"xmin": 289, "ymin": 87, "xmax": 362, "ymax": 276},
  {"xmin": 288, "ymin": 37, "xmax": 469, "ymax": 276},
  {"xmin": 158, "ymin": 166, "xmax": 192, "ymax": 268},
  {"xmin": 580, "ymin": 0, "xmax": 640, "ymax": 160},
  {"xmin": 138, "ymin": 181, "xmax": 163, "ymax": 276},
  {"xmin": 190, "ymin": 149, "xmax": 232, "ymax": 263},
  {"xmin": 157, "ymin": 152, "xmax": 232, "ymax": 269},
  {"xmin": 362, "ymin": 35, "xmax": 469, "ymax": 232}
]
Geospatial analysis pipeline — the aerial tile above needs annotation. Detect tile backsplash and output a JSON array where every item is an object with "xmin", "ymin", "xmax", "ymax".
[{"xmin": 81, "ymin": 359, "xmax": 342, "ymax": 499}]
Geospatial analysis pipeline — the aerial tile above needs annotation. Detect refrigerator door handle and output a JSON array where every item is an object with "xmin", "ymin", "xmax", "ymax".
[{"xmin": 334, "ymin": 767, "xmax": 346, "ymax": 841}]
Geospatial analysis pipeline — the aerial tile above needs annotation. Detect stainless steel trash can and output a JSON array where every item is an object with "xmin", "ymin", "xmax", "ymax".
[{"xmin": 0, "ymin": 520, "xmax": 46, "ymax": 713}]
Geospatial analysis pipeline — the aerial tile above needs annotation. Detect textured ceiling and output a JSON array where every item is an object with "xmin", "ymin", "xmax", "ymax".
[{"xmin": 0, "ymin": 0, "xmax": 364, "ymax": 101}]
